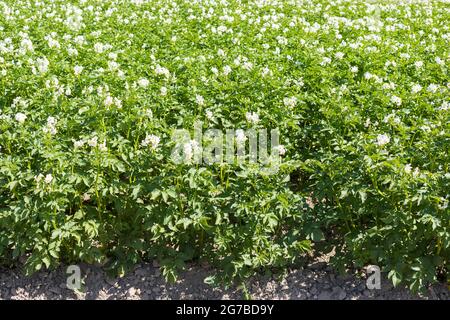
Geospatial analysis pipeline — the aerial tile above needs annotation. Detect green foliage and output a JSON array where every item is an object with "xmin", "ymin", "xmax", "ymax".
[{"xmin": 0, "ymin": 0, "xmax": 448, "ymax": 291}]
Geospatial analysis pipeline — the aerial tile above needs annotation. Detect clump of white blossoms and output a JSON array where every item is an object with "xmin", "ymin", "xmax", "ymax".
[
  {"xmin": 242, "ymin": 61, "xmax": 253, "ymax": 71},
  {"xmin": 94, "ymin": 42, "xmax": 105, "ymax": 53},
  {"xmin": 283, "ymin": 96, "xmax": 297, "ymax": 108},
  {"xmin": 376, "ymin": 134, "xmax": 390, "ymax": 147},
  {"xmin": 404, "ymin": 164, "xmax": 412, "ymax": 174},
  {"xmin": 411, "ymin": 84, "xmax": 422, "ymax": 94},
  {"xmin": 74, "ymin": 65, "xmax": 83, "ymax": 76},
  {"xmin": 160, "ymin": 86, "xmax": 167, "ymax": 96},
  {"xmin": 195, "ymin": 94, "xmax": 205, "ymax": 106},
  {"xmin": 108, "ymin": 60, "xmax": 119, "ymax": 71},
  {"xmin": 98, "ymin": 141, "xmax": 107, "ymax": 152},
  {"xmin": 350, "ymin": 66, "xmax": 359, "ymax": 73},
  {"xmin": 435, "ymin": 57, "xmax": 444, "ymax": 66},
  {"xmin": 104, "ymin": 95, "xmax": 114, "ymax": 107},
  {"xmin": 183, "ymin": 140, "xmax": 201, "ymax": 162},
  {"xmin": 245, "ymin": 112, "xmax": 260, "ymax": 124},
  {"xmin": 334, "ymin": 52, "xmax": 344, "ymax": 60},
  {"xmin": 382, "ymin": 82, "xmax": 396, "ymax": 90},
  {"xmin": 73, "ymin": 138, "xmax": 85, "ymax": 148},
  {"xmin": 320, "ymin": 57, "xmax": 331, "ymax": 66},
  {"xmin": 144, "ymin": 109, "xmax": 153, "ymax": 118},
  {"xmin": 88, "ymin": 136, "xmax": 98, "ymax": 147},
  {"xmin": 35, "ymin": 173, "xmax": 54, "ymax": 184},
  {"xmin": 155, "ymin": 64, "xmax": 170, "ymax": 78},
  {"xmin": 15, "ymin": 112, "xmax": 27, "ymax": 123},
  {"xmin": 427, "ymin": 84, "xmax": 438, "ymax": 93},
  {"xmin": 273, "ymin": 144, "xmax": 286, "ymax": 156},
  {"xmin": 35, "ymin": 57, "xmax": 49, "ymax": 74},
  {"xmin": 46, "ymin": 34, "xmax": 60, "ymax": 49},
  {"xmin": 205, "ymin": 110, "xmax": 214, "ymax": 121},
  {"xmin": 44, "ymin": 174, "xmax": 53, "ymax": 184},
  {"xmin": 437, "ymin": 101, "xmax": 448, "ymax": 111},
  {"xmin": 261, "ymin": 66, "xmax": 272, "ymax": 77},
  {"xmin": 438, "ymin": 198, "xmax": 449, "ymax": 210},
  {"xmin": 383, "ymin": 113, "xmax": 401, "ymax": 125},
  {"xmin": 83, "ymin": 193, "xmax": 91, "ymax": 201},
  {"xmin": 43, "ymin": 116, "xmax": 57, "ymax": 135},
  {"xmin": 19, "ymin": 38, "xmax": 34, "ymax": 54},
  {"xmin": 222, "ymin": 65, "xmax": 232, "ymax": 76},
  {"xmin": 138, "ymin": 78, "xmax": 149, "ymax": 88},
  {"xmin": 390, "ymin": 95, "xmax": 402, "ymax": 106},
  {"xmin": 104, "ymin": 95, "xmax": 122, "ymax": 108},
  {"xmin": 141, "ymin": 134, "xmax": 160, "ymax": 150},
  {"xmin": 86, "ymin": 136, "xmax": 107, "ymax": 151}
]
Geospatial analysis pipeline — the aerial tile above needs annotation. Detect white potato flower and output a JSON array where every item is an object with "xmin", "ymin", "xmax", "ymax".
[
  {"xmin": 94, "ymin": 42, "xmax": 104, "ymax": 53},
  {"xmin": 320, "ymin": 57, "xmax": 331, "ymax": 66},
  {"xmin": 88, "ymin": 136, "xmax": 98, "ymax": 147},
  {"xmin": 205, "ymin": 110, "xmax": 214, "ymax": 121},
  {"xmin": 15, "ymin": 113, "xmax": 27, "ymax": 123},
  {"xmin": 34, "ymin": 174, "xmax": 44, "ymax": 183},
  {"xmin": 141, "ymin": 134, "xmax": 160, "ymax": 150},
  {"xmin": 182, "ymin": 140, "xmax": 201, "ymax": 162},
  {"xmin": 274, "ymin": 145, "xmax": 286, "ymax": 156},
  {"xmin": 108, "ymin": 61, "xmax": 119, "ymax": 70},
  {"xmin": 104, "ymin": 95, "xmax": 115, "ymax": 107},
  {"xmin": 245, "ymin": 112, "xmax": 260, "ymax": 124},
  {"xmin": 334, "ymin": 52, "xmax": 344, "ymax": 59},
  {"xmin": 427, "ymin": 84, "xmax": 438, "ymax": 93},
  {"xmin": 404, "ymin": 164, "xmax": 412, "ymax": 174},
  {"xmin": 138, "ymin": 78, "xmax": 149, "ymax": 88},
  {"xmin": 435, "ymin": 57, "xmax": 444, "ymax": 66},
  {"xmin": 74, "ymin": 65, "xmax": 84, "ymax": 76},
  {"xmin": 223, "ymin": 65, "xmax": 232, "ymax": 76},
  {"xmin": 283, "ymin": 96, "xmax": 297, "ymax": 108},
  {"xmin": 145, "ymin": 109, "xmax": 153, "ymax": 118},
  {"xmin": 20, "ymin": 38, "xmax": 33, "ymax": 53},
  {"xmin": 390, "ymin": 95, "xmax": 402, "ymax": 106},
  {"xmin": 99, "ymin": 141, "xmax": 107, "ymax": 151},
  {"xmin": 261, "ymin": 67, "xmax": 271, "ymax": 77},
  {"xmin": 376, "ymin": 134, "xmax": 390, "ymax": 146},
  {"xmin": 73, "ymin": 139, "xmax": 85, "ymax": 148},
  {"xmin": 242, "ymin": 61, "xmax": 253, "ymax": 71},
  {"xmin": 36, "ymin": 57, "xmax": 49, "ymax": 74},
  {"xmin": 195, "ymin": 94, "xmax": 205, "ymax": 106},
  {"xmin": 411, "ymin": 84, "xmax": 422, "ymax": 94},
  {"xmin": 155, "ymin": 65, "xmax": 170, "ymax": 78},
  {"xmin": 44, "ymin": 174, "xmax": 53, "ymax": 184},
  {"xmin": 43, "ymin": 116, "xmax": 57, "ymax": 135}
]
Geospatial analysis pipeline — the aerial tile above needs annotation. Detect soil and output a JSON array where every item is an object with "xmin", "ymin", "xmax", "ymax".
[{"xmin": 1, "ymin": 256, "xmax": 447, "ymax": 300}]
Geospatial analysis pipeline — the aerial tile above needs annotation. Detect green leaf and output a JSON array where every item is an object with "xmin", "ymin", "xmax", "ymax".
[
  {"xmin": 42, "ymin": 256, "xmax": 51, "ymax": 269},
  {"xmin": 310, "ymin": 229, "xmax": 325, "ymax": 242},
  {"xmin": 388, "ymin": 270, "xmax": 402, "ymax": 287}
]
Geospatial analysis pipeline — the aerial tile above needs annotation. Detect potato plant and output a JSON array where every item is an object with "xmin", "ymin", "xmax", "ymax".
[{"xmin": 0, "ymin": 0, "xmax": 448, "ymax": 291}]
